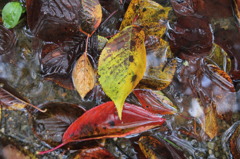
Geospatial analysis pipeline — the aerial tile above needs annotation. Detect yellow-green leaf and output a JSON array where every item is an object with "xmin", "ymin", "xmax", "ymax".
[
  {"xmin": 208, "ymin": 44, "xmax": 231, "ymax": 73},
  {"xmin": 79, "ymin": 0, "xmax": 102, "ymax": 36},
  {"xmin": 72, "ymin": 53, "xmax": 95, "ymax": 99},
  {"xmin": 98, "ymin": 25, "xmax": 146, "ymax": 119},
  {"xmin": 120, "ymin": 0, "xmax": 171, "ymax": 47}
]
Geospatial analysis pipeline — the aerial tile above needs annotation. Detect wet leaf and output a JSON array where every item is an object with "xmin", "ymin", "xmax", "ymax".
[
  {"xmin": 207, "ymin": 44, "xmax": 231, "ymax": 73},
  {"xmin": 139, "ymin": 58, "xmax": 177, "ymax": 90},
  {"xmin": 170, "ymin": 0, "xmax": 195, "ymax": 16},
  {"xmin": 120, "ymin": 0, "xmax": 170, "ymax": 37},
  {"xmin": 26, "ymin": 0, "xmax": 81, "ymax": 42},
  {"xmin": 120, "ymin": 0, "xmax": 170, "ymax": 55},
  {"xmin": 98, "ymin": 25, "xmax": 146, "ymax": 119},
  {"xmin": 72, "ymin": 53, "xmax": 95, "ymax": 99},
  {"xmin": 133, "ymin": 89, "xmax": 177, "ymax": 115},
  {"xmin": 198, "ymin": 102, "xmax": 218, "ymax": 140},
  {"xmin": 233, "ymin": 0, "xmax": 240, "ymax": 25},
  {"xmin": 2, "ymin": 2, "xmax": 23, "ymax": 29},
  {"xmin": 139, "ymin": 136, "xmax": 185, "ymax": 159},
  {"xmin": 0, "ymin": 25, "xmax": 16, "ymax": 55},
  {"xmin": 0, "ymin": 79, "xmax": 45, "ymax": 112},
  {"xmin": 38, "ymin": 101, "xmax": 165, "ymax": 154},
  {"xmin": 167, "ymin": 16, "xmax": 213, "ymax": 58},
  {"xmin": 79, "ymin": 0, "xmax": 102, "ymax": 36},
  {"xmin": 71, "ymin": 147, "xmax": 115, "ymax": 159},
  {"xmin": 32, "ymin": 102, "xmax": 85, "ymax": 147}
]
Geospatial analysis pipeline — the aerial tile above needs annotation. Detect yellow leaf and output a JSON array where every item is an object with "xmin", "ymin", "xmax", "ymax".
[
  {"xmin": 98, "ymin": 25, "xmax": 146, "ymax": 119},
  {"xmin": 72, "ymin": 53, "xmax": 95, "ymax": 99},
  {"xmin": 120, "ymin": 0, "xmax": 171, "ymax": 48},
  {"xmin": 79, "ymin": 0, "xmax": 102, "ymax": 36}
]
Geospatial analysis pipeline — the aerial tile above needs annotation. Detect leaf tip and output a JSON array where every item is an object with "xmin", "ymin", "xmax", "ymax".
[{"xmin": 115, "ymin": 102, "xmax": 124, "ymax": 120}]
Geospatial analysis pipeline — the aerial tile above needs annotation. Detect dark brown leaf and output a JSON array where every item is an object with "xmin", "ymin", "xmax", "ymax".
[
  {"xmin": 27, "ymin": 0, "xmax": 81, "ymax": 42},
  {"xmin": 79, "ymin": 0, "xmax": 102, "ymax": 36},
  {"xmin": 0, "ymin": 24, "xmax": 16, "ymax": 55},
  {"xmin": 71, "ymin": 147, "xmax": 115, "ymax": 159},
  {"xmin": 32, "ymin": 102, "xmax": 85, "ymax": 147}
]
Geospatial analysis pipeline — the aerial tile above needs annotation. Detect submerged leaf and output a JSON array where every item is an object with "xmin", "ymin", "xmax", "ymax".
[
  {"xmin": 38, "ymin": 101, "xmax": 165, "ymax": 154},
  {"xmin": 120, "ymin": 0, "xmax": 170, "ymax": 37},
  {"xmin": 139, "ymin": 58, "xmax": 177, "ymax": 90},
  {"xmin": 32, "ymin": 102, "xmax": 85, "ymax": 146},
  {"xmin": 139, "ymin": 136, "xmax": 185, "ymax": 159},
  {"xmin": 72, "ymin": 53, "xmax": 95, "ymax": 99},
  {"xmin": 0, "ymin": 25, "xmax": 16, "ymax": 55},
  {"xmin": 133, "ymin": 89, "xmax": 177, "ymax": 115},
  {"xmin": 72, "ymin": 147, "xmax": 115, "ymax": 159},
  {"xmin": 0, "ymin": 79, "xmax": 45, "ymax": 112},
  {"xmin": 98, "ymin": 25, "xmax": 146, "ymax": 119},
  {"xmin": 79, "ymin": 0, "xmax": 102, "ymax": 36}
]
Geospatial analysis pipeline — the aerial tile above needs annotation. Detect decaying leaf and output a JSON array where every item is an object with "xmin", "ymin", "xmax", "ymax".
[
  {"xmin": 38, "ymin": 101, "xmax": 165, "ymax": 154},
  {"xmin": 133, "ymin": 89, "xmax": 177, "ymax": 115},
  {"xmin": 32, "ymin": 102, "xmax": 85, "ymax": 146},
  {"xmin": 201, "ymin": 103, "xmax": 218, "ymax": 139},
  {"xmin": 71, "ymin": 147, "xmax": 115, "ymax": 159},
  {"xmin": 72, "ymin": 53, "xmax": 96, "ymax": 99},
  {"xmin": 0, "ymin": 25, "xmax": 16, "ymax": 55},
  {"xmin": 120, "ymin": 0, "xmax": 170, "ymax": 37},
  {"xmin": 98, "ymin": 25, "xmax": 146, "ymax": 119},
  {"xmin": 79, "ymin": 0, "xmax": 102, "ymax": 36},
  {"xmin": 208, "ymin": 44, "xmax": 231, "ymax": 73},
  {"xmin": 0, "ymin": 79, "xmax": 46, "ymax": 112},
  {"xmin": 233, "ymin": 0, "xmax": 240, "ymax": 25},
  {"xmin": 138, "ymin": 58, "xmax": 177, "ymax": 90},
  {"xmin": 139, "ymin": 136, "xmax": 185, "ymax": 159}
]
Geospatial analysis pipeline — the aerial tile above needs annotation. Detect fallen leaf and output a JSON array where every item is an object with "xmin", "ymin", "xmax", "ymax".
[
  {"xmin": 0, "ymin": 79, "xmax": 46, "ymax": 112},
  {"xmin": 207, "ymin": 44, "xmax": 231, "ymax": 73},
  {"xmin": 139, "ymin": 58, "xmax": 177, "ymax": 90},
  {"xmin": 38, "ymin": 101, "xmax": 165, "ymax": 154},
  {"xmin": 0, "ymin": 24, "xmax": 16, "ymax": 55},
  {"xmin": 120, "ymin": 0, "xmax": 170, "ymax": 58},
  {"xmin": 133, "ymin": 89, "xmax": 177, "ymax": 115},
  {"xmin": 32, "ymin": 102, "xmax": 85, "ymax": 146},
  {"xmin": 201, "ymin": 103, "xmax": 218, "ymax": 139},
  {"xmin": 139, "ymin": 136, "xmax": 185, "ymax": 159},
  {"xmin": 120, "ymin": 0, "xmax": 170, "ymax": 38},
  {"xmin": 72, "ymin": 53, "xmax": 96, "ymax": 99},
  {"xmin": 27, "ymin": 0, "xmax": 81, "ymax": 42},
  {"xmin": 71, "ymin": 147, "xmax": 115, "ymax": 159},
  {"xmin": 98, "ymin": 25, "xmax": 146, "ymax": 119},
  {"xmin": 79, "ymin": 0, "xmax": 102, "ymax": 36}
]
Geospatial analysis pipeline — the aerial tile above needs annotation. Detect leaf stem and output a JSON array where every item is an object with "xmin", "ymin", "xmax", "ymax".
[
  {"xmin": 100, "ymin": 10, "xmax": 118, "ymax": 28},
  {"xmin": 27, "ymin": 103, "xmax": 47, "ymax": 113},
  {"xmin": 84, "ymin": 35, "xmax": 90, "ymax": 54}
]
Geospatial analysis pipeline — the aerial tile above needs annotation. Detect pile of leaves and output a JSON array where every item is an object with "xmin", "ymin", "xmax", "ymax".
[{"xmin": 0, "ymin": 0, "xmax": 240, "ymax": 158}]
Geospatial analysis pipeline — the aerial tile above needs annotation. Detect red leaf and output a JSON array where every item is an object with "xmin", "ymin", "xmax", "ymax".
[
  {"xmin": 38, "ymin": 101, "xmax": 165, "ymax": 154},
  {"xmin": 133, "ymin": 89, "xmax": 177, "ymax": 115}
]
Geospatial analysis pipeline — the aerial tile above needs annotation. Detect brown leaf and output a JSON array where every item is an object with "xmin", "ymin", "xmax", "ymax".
[
  {"xmin": 79, "ymin": 0, "xmax": 102, "ymax": 36},
  {"xmin": 72, "ymin": 53, "xmax": 96, "ymax": 99},
  {"xmin": 0, "ymin": 79, "xmax": 45, "ymax": 112},
  {"xmin": 32, "ymin": 102, "xmax": 86, "ymax": 147},
  {"xmin": 202, "ymin": 103, "xmax": 218, "ymax": 139},
  {"xmin": 138, "ymin": 58, "xmax": 177, "ymax": 90},
  {"xmin": 72, "ymin": 147, "xmax": 115, "ymax": 159}
]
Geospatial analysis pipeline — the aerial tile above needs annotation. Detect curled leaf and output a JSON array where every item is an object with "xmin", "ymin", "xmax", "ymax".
[
  {"xmin": 79, "ymin": 0, "xmax": 102, "ymax": 36},
  {"xmin": 72, "ymin": 53, "xmax": 96, "ymax": 99},
  {"xmin": 38, "ymin": 101, "xmax": 165, "ymax": 154},
  {"xmin": 98, "ymin": 25, "xmax": 146, "ymax": 119}
]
